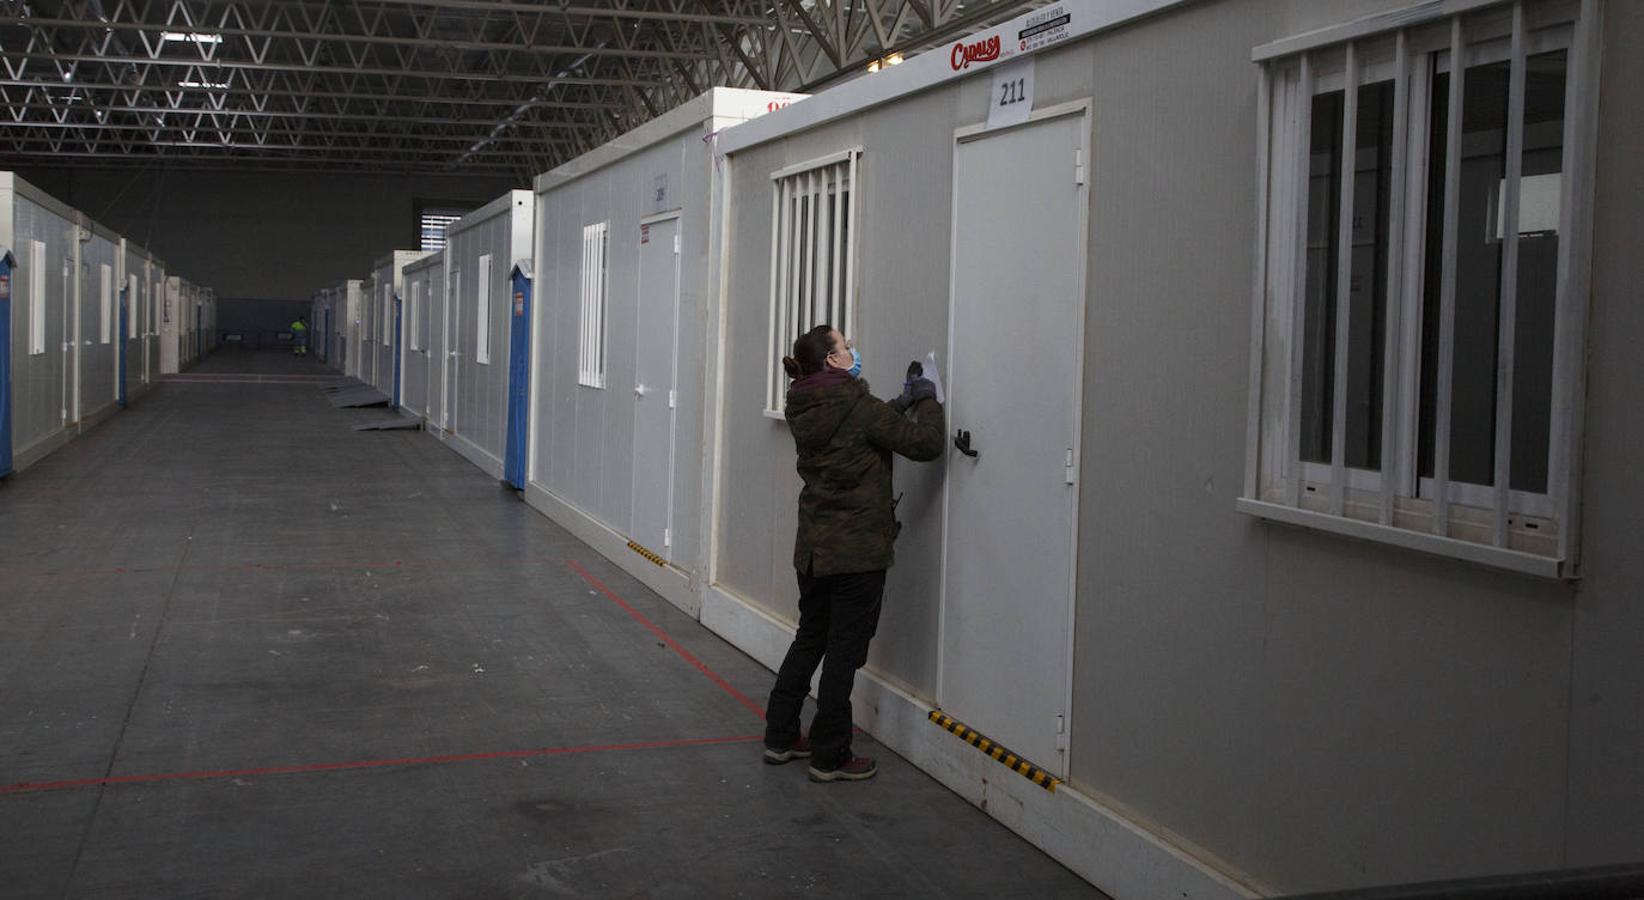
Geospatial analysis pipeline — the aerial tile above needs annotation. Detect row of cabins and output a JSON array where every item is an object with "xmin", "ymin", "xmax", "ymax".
[
  {"xmin": 306, "ymin": 1, "xmax": 1643, "ymax": 895},
  {"xmin": 2, "ymin": 172, "xmax": 218, "ymax": 477}
]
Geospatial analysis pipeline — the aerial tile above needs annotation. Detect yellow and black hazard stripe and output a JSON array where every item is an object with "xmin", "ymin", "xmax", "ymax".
[
  {"xmin": 929, "ymin": 710, "xmax": 1061, "ymax": 793},
  {"xmin": 626, "ymin": 540, "xmax": 667, "ymax": 568}
]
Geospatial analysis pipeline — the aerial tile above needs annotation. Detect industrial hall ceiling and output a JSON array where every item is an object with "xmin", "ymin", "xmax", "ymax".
[{"xmin": 0, "ymin": 0, "xmax": 1042, "ymax": 180}]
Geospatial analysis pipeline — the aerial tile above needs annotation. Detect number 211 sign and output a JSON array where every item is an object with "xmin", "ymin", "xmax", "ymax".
[{"xmin": 987, "ymin": 57, "xmax": 1035, "ymax": 130}]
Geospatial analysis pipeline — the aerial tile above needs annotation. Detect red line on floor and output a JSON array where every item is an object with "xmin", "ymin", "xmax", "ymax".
[
  {"xmin": 568, "ymin": 560, "xmax": 767, "ymax": 721},
  {"xmin": 1, "ymin": 555, "xmax": 565, "ymax": 582},
  {"xmin": 0, "ymin": 733, "xmax": 763, "ymax": 797}
]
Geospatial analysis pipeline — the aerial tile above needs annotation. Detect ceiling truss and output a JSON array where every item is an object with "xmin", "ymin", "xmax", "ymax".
[{"xmin": 0, "ymin": 0, "xmax": 1041, "ymax": 180}]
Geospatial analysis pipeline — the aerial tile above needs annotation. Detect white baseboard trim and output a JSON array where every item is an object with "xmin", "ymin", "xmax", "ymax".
[
  {"xmin": 697, "ymin": 582, "xmax": 1264, "ymax": 900},
  {"xmin": 523, "ymin": 482, "xmax": 698, "ymax": 616},
  {"xmin": 11, "ymin": 426, "xmax": 74, "ymax": 474},
  {"xmin": 445, "ymin": 431, "xmax": 505, "ymax": 480}
]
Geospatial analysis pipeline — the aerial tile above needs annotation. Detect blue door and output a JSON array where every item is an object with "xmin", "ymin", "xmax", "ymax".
[
  {"xmin": 392, "ymin": 295, "xmax": 403, "ymax": 409},
  {"xmin": 117, "ymin": 287, "xmax": 128, "ymax": 407},
  {"xmin": 0, "ymin": 250, "xmax": 14, "ymax": 478},
  {"xmin": 503, "ymin": 263, "xmax": 532, "ymax": 490}
]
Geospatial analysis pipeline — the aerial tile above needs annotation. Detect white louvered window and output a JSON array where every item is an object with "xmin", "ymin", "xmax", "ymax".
[
  {"xmin": 764, "ymin": 149, "xmax": 859, "ymax": 415},
  {"xmin": 28, "ymin": 240, "xmax": 46, "ymax": 355},
  {"xmin": 476, "ymin": 253, "xmax": 492, "ymax": 365},
  {"xmin": 127, "ymin": 275, "xmax": 139, "ymax": 338},
  {"xmin": 578, "ymin": 224, "xmax": 609, "ymax": 388},
  {"xmin": 382, "ymin": 282, "xmax": 393, "ymax": 348},
  {"xmin": 1240, "ymin": 0, "xmax": 1597, "ymax": 578},
  {"xmin": 99, "ymin": 264, "xmax": 112, "ymax": 344},
  {"xmin": 408, "ymin": 280, "xmax": 422, "ymax": 351}
]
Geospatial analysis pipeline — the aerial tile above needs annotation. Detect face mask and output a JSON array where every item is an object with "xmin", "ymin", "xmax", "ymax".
[{"xmin": 846, "ymin": 347, "xmax": 862, "ymax": 379}]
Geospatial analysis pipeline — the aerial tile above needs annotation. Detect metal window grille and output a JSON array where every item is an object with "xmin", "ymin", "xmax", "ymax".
[
  {"xmin": 419, "ymin": 212, "xmax": 463, "ymax": 253},
  {"xmin": 578, "ymin": 224, "xmax": 609, "ymax": 388},
  {"xmin": 1246, "ymin": 0, "xmax": 1597, "ymax": 572},
  {"xmin": 765, "ymin": 150, "xmax": 859, "ymax": 415},
  {"xmin": 476, "ymin": 253, "xmax": 493, "ymax": 365}
]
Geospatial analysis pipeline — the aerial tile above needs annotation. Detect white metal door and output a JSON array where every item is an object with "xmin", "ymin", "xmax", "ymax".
[
  {"xmin": 940, "ymin": 107, "xmax": 1088, "ymax": 777},
  {"xmin": 444, "ymin": 270, "xmax": 461, "ymax": 433},
  {"xmin": 62, "ymin": 254, "xmax": 75, "ymax": 423},
  {"xmin": 630, "ymin": 217, "xmax": 682, "ymax": 558}
]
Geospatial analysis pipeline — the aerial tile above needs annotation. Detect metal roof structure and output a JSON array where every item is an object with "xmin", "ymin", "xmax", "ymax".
[{"xmin": 0, "ymin": 0, "xmax": 1041, "ymax": 180}]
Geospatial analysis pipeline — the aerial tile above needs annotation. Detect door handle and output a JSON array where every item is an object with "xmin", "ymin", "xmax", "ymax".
[
  {"xmin": 634, "ymin": 384, "xmax": 648, "ymax": 397},
  {"xmin": 954, "ymin": 429, "xmax": 979, "ymax": 459}
]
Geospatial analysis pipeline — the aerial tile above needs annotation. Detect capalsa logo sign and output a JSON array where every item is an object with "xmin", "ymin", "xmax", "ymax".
[{"xmin": 950, "ymin": 34, "xmax": 1001, "ymax": 70}]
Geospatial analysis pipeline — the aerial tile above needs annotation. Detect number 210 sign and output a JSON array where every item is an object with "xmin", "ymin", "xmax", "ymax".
[{"xmin": 987, "ymin": 57, "xmax": 1035, "ymax": 130}]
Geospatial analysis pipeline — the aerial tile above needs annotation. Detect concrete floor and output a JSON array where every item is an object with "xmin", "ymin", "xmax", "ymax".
[{"xmin": 0, "ymin": 348, "xmax": 1106, "ymax": 899}]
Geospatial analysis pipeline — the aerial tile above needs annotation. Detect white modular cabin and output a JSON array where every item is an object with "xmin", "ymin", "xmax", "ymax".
[
  {"xmin": 400, "ymin": 250, "xmax": 444, "ymax": 421},
  {"xmin": 525, "ymin": 87, "xmax": 805, "ymax": 614},
  {"xmin": 118, "ymin": 238, "xmax": 161, "ymax": 401},
  {"xmin": 1, "ymin": 173, "xmax": 86, "ymax": 473},
  {"xmin": 358, "ymin": 271, "xmax": 379, "ymax": 388},
  {"xmin": 160, "ymin": 276, "xmax": 183, "ymax": 374},
  {"xmin": 433, "ymin": 190, "xmax": 532, "ymax": 480},
  {"xmin": 310, "ymin": 289, "xmax": 333, "ymax": 366},
  {"xmin": 700, "ymin": 1, "xmax": 1643, "ymax": 897},
  {"xmin": 371, "ymin": 250, "xmax": 433, "ymax": 406},
  {"xmin": 331, "ymin": 279, "xmax": 363, "ymax": 379},
  {"xmin": 76, "ymin": 217, "xmax": 122, "ymax": 426},
  {"xmin": 200, "ymin": 287, "xmax": 217, "ymax": 355},
  {"xmin": 143, "ymin": 254, "xmax": 166, "ymax": 386},
  {"xmin": 1, "ymin": 172, "xmax": 188, "ymax": 476}
]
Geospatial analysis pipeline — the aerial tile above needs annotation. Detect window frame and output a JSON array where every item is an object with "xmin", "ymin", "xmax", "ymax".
[
  {"xmin": 382, "ymin": 281, "xmax": 394, "ymax": 348},
  {"xmin": 476, "ymin": 253, "xmax": 493, "ymax": 366},
  {"xmin": 127, "ymin": 274, "xmax": 140, "ymax": 339},
  {"xmin": 764, "ymin": 147, "xmax": 862, "ymax": 417},
  {"xmin": 28, "ymin": 240, "xmax": 47, "ymax": 356},
  {"xmin": 1240, "ymin": 0, "xmax": 1600, "ymax": 579},
  {"xmin": 577, "ymin": 223, "xmax": 609, "ymax": 389},
  {"xmin": 408, "ymin": 279, "xmax": 422, "ymax": 352},
  {"xmin": 99, "ymin": 263, "xmax": 112, "ymax": 345}
]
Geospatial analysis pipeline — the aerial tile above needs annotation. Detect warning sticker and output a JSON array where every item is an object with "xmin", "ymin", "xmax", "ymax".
[
  {"xmin": 513, "ymin": 291, "xmax": 525, "ymax": 317},
  {"xmin": 0, "ymin": 273, "xmax": 9, "ymax": 301},
  {"xmin": 1017, "ymin": 6, "xmax": 1072, "ymax": 54}
]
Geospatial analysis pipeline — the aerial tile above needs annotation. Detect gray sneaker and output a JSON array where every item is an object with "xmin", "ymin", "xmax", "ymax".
[{"xmin": 808, "ymin": 755, "xmax": 877, "ymax": 782}]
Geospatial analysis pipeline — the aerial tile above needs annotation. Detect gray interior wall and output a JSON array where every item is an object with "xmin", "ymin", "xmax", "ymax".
[
  {"xmin": 1565, "ymin": 1, "xmax": 1644, "ymax": 867},
  {"xmin": 11, "ymin": 168, "xmax": 513, "ymax": 302},
  {"xmin": 445, "ymin": 195, "xmax": 526, "ymax": 466},
  {"xmin": 714, "ymin": 0, "xmax": 1641, "ymax": 893},
  {"xmin": 530, "ymin": 121, "xmax": 711, "ymax": 570}
]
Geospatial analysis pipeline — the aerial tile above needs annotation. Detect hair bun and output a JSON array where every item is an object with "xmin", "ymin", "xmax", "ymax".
[{"xmin": 781, "ymin": 356, "xmax": 802, "ymax": 379}]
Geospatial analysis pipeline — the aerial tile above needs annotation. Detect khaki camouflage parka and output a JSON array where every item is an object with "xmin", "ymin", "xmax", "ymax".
[{"xmin": 785, "ymin": 376, "xmax": 945, "ymax": 576}]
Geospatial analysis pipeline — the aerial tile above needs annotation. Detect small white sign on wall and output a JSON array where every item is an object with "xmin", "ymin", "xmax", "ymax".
[{"xmin": 987, "ymin": 57, "xmax": 1035, "ymax": 130}]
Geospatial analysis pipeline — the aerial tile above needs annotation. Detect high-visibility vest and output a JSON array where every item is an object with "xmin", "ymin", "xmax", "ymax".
[{"xmin": 291, "ymin": 321, "xmax": 308, "ymax": 334}]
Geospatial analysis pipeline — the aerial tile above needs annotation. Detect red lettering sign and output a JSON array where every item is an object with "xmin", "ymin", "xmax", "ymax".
[{"xmin": 950, "ymin": 34, "xmax": 1001, "ymax": 70}]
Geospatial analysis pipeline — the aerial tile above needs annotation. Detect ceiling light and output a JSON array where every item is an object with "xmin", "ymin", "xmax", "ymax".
[
  {"xmin": 178, "ymin": 80, "xmax": 231, "ymax": 89},
  {"xmin": 883, "ymin": 52, "xmax": 904, "ymax": 66},
  {"xmin": 866, "ymin": 59, "xmax": 881, "ymax": 73},
  {"xmin": 162, "ymin": 31, "xmax": 223, "ymax": 44}
]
